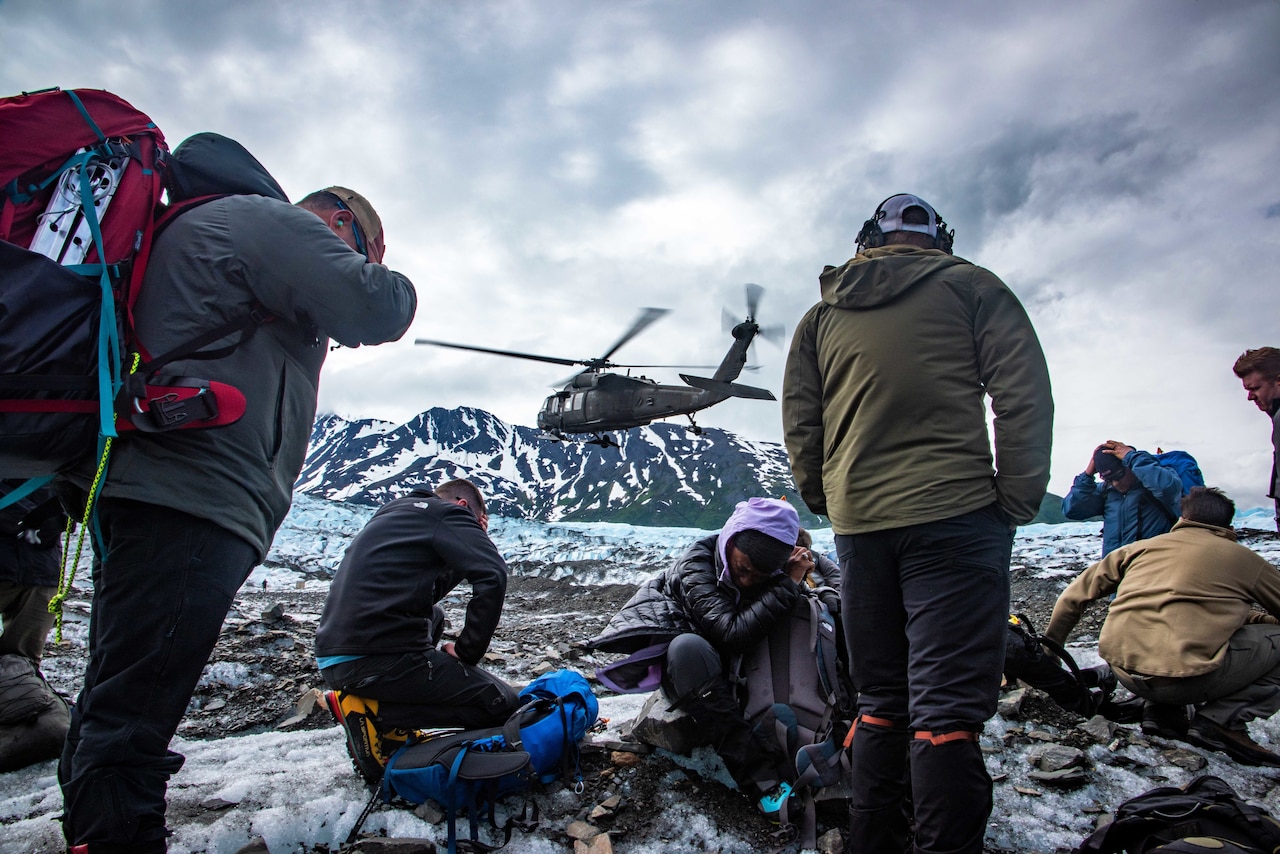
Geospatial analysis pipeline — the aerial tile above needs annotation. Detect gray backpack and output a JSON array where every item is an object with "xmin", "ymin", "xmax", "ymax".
[{"xmin": 732, "ymin": 587, "xmax": 854, "ymax": 846}]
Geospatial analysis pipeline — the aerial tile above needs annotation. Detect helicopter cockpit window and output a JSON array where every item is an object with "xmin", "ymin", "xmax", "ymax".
[{"xmin": 572, "ymin": 393, "xmax": 586, "ymax": 411}]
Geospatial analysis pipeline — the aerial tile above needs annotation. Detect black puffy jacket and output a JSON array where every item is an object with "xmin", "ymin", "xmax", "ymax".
[{"xmin": 588, "ymin": 535, "xmax": 801, "ymax": 656}]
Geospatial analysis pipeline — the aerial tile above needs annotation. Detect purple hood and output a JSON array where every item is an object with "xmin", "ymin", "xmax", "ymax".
[{"xmin": 716, "ymin": 497, "xmax": 800, "ymax": 586}]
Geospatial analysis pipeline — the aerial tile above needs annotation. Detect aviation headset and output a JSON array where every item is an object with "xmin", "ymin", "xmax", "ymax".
[{"xmin": 855, "ymin": 194, "xmax": 956, "ymax": 254}]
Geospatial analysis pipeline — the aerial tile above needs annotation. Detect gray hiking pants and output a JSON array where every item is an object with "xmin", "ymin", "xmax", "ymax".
[{"xmin": 1115, "ymin": 624, "xmax": 1280, "ymax": 730}]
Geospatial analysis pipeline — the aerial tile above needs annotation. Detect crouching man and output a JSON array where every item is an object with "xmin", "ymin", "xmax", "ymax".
[
  {"xmin": 315, "ymin": 479, "xmax": 520, "ymax": 782},
  {"xmin": 588, "ymin": 497, "xmax": 811, "ymax": 817},
  {"xmin": 1045, "ymin": 487, "xmax": 1280, "ymax": 766}
]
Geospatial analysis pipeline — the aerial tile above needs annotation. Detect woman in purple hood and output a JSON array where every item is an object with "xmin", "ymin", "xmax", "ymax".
[{"xmin": 589, "ymin": 497, "xmax": 809, "ymax": 815}]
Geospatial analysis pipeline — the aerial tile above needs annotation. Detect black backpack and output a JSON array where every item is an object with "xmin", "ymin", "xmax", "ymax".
[
  {"xmin": 1074, "ymin": 775, "xmax": 1280, "ymax": 853},
  {"xmin": 1004, "ymin": 613, "xmax": 1112, "ymax": 716}
]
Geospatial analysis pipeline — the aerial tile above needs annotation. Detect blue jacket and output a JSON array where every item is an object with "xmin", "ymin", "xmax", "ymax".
[{"xmin": 1061, "ymin": 450, "xmax": 1183, "ymax": 556}]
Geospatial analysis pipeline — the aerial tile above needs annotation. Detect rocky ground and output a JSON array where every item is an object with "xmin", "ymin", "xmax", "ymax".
[{"xmin": 21, "ymin": 529, "xmax": 1280, "ymax": 853}]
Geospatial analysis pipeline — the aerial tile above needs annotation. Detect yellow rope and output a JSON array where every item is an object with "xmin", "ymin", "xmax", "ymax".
[{"xmin": 47, "ymin": 353, "xmax": 138, "ymax": 641}]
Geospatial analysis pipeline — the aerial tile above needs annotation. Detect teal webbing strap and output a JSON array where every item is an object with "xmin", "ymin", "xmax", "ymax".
[
  {"xmin": 74, "ymin": 155, "xmax": 122, "ymax": 439},
  {"xmin": 4, "ymin": 150, "xmax": 84, "ymax": 204},
  {"xmin": 64, "ymin": 90, "xmax": 120, "ymax": 437},
  {"xmin": 0, "ymin": 475, "xmax": 54, "ymax": 511},
  {"xmin": 64, "ymin": 90, "xmax": 106, "ymax": 142}
]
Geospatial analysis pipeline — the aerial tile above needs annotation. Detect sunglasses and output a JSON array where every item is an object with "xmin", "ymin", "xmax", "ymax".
[{"xmin": 332, "ymin": 198, "xmax": 370, "ymax": 260}]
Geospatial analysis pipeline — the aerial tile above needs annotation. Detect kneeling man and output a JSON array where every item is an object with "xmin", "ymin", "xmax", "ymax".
[
  {"xmin": 315, "ymin": 479, "xmax": 519, "ymax": 781},
  {"xmin": 1045, "ymin": 487, "xmax": 1280, "ymax": 766}
]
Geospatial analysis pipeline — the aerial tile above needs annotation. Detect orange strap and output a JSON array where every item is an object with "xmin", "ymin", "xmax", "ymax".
[
  {"xmin": 843, "ymin": 714, "xmax": 898, "ymax": 748},
  {"xmin": 913, "ymin": 729, "xmax": 979, "ymax": 746}
]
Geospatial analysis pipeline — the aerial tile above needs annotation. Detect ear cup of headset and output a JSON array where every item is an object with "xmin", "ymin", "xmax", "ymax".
[
  {"xmin": 936, "ymin": 218, "xmax": 957, "ymax": 252},
  {"xmin": 855, "ymin": 217, "xmax": 885, "ymax": 250},
  {"xmin": 934, "ymin": 219, "xmax": 955, "ymax": 254},
  {"xmin": 856, "ymin": 194, "xmax": 896, "ymax": 252}
]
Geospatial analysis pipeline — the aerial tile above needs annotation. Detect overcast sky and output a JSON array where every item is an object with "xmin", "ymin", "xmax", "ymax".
[{"xmin": 3, "ymin": 1, "xmax": 1278, "ymax": 506}]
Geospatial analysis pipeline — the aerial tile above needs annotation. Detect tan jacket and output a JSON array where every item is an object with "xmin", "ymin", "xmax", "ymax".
[
  {"xmin": 1046, "ymin": 520, "xmax": 1280, "ymax": 678},
  {"xmin": 782, "ymin": 246, "xmax": 1053, "ymax": 533}
]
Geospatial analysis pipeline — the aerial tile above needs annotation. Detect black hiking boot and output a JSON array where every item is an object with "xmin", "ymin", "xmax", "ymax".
[
  {"xmin": 1185, "ymin": 717, "xmax": 1280, "ymax": 767},
  {"xmin": 1141, "ymin": 701, "xmax": 1190, "ymax": 740},
  {"xmin": 1098, "ymin": 695, "xmax": 1145, "ymax": 724}
]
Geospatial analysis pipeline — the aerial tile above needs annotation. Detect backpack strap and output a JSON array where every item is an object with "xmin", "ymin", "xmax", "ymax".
[
  {"xmin": 109, "ymin": 193, "xmax": 275, "ymax": 432},
  {"xmin": 0, "ymin": 476, "xmax": 53, "ymax": 512}
]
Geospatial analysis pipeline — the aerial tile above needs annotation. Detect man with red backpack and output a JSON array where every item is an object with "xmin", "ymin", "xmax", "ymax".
[{"xmin": 53, "ymin": 160, "xmax": 417, "ymax": 851}]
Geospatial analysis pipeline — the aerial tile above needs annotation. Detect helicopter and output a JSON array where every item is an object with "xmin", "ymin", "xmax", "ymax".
[{"xmin": 415, "ymin": 284, "xmax": 782, "ymax": 446}]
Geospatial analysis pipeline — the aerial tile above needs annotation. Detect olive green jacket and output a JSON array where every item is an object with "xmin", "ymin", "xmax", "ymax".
[
  {"xmin": 1046, "ymin": 520, "xmax": 1280, "ymax": 678},
  {"xmin": 782, "ymin": 246, "xmax": 1053, "ymax": 533}
]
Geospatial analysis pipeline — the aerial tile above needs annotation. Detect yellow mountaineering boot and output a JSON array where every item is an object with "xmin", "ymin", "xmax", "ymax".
[{"xmin": 323, "ymin": 690, "xmax": 415, "ymax": 784}]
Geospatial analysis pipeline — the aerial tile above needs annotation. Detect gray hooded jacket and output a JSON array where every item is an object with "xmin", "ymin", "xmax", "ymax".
[{"xmin": 81, "ymin": 195, "xmax": 416, "ymax": 558}]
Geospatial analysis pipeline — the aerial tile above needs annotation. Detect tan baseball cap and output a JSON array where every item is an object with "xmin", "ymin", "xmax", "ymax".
[{"xmin": 322, "ymin": 185, "xmax": 383, "ymax": 245}]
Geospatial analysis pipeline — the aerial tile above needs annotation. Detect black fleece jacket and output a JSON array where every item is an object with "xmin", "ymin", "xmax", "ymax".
[{"xmin": 315, "ymin": 489, "xmax": 508, "ymax": 665}]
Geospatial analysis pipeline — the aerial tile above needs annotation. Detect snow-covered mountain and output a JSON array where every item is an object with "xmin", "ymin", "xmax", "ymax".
[{"xmin": 296, "ymin": 406, "xmax": 817, "ymax": 528}]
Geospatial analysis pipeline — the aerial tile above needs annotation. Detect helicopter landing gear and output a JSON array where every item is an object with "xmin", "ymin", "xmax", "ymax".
[{"xmin": 588, "ymin": 433, "xmax": 618, "ymax": 448}]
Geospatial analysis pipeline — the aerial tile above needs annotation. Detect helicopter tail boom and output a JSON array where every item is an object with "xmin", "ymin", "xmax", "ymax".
[{"xmin": 679, "ymin": 374, "xmax": 776, "ymax": 401}]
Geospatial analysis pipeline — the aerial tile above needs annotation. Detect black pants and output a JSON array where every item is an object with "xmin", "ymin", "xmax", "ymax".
[
  {"xmin": 660, "ymin": 632, "xmax": 791, "ymax": 793},
  {"xmin": 662, "ymin": 631, "xmax": 724, "ymax": 702},
  {"xmin": 322, "ymin": 646, "xmax": 520, "ymax": 731},
  {"xmin": 59, "ymin": 498, "xmax": 257, "ymax": 851},
  {"xmin": 837, "ymin": 503, "xmax": 1013, "ymax": 854}
]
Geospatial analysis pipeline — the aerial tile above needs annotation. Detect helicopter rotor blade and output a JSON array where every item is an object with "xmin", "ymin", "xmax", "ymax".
[
  {"xmin": 596, "ymin": 307, "xmax": 670, "ymax": 365},
  {"xmin": 757, "ymin": 323, "xmax": 786, "ymax": 346},
  {"xmin": 721, "ymin": 307, "xmax": 737, "ymax": 334},
  {"xmin": 744, "ymin": 282, "xmax": 763, "ymax": 319},
  {"xmin": 613, "ymin": 363, "xmax": 720, "ymax": 369},
  {"xmin": 415, "ymin": 338, "xmax": 584, "ymax": 368}
]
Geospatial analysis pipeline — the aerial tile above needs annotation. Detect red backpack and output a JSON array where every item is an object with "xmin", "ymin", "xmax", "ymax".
[{"xmin": 0, "ymin": 88, "xmax": 262, "ymax": 496}]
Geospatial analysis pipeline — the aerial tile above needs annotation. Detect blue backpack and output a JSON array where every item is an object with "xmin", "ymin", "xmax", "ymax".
[
  {"xmin": 1153, "ymin": 450, "xmax": 1206, "ymax": 496},
  {"xmin": 346, "ymin": 669, "xmax": 599, "ymax": 853}
]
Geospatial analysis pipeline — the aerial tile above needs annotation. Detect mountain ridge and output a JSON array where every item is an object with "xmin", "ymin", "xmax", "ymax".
[
  {"xmin": 298, "ymin": 406, "xmax": 818, "ymax": 528},
  {"xmin": 298, "ymin": 406, "xmax": 1067, "ymax": 529}
]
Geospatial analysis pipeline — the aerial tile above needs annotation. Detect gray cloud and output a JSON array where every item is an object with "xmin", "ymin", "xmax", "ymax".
[{"xmin": 3, "ymin": 0, "xmax": 1279, "ymax": 508}]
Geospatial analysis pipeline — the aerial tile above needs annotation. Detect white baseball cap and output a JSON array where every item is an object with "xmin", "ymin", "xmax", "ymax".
[{"xmin": 875, "ymin": 193, "xmax": 940, "ymax": 237}]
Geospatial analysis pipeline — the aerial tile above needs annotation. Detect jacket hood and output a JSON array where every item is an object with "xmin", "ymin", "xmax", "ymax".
[
  {"xmin": 819, "ymin": 245, "xmax": 968, "ymax": 309},
  {"xmin": 716, "ymin": 497, "xmax": 799, "ymax": 586}
]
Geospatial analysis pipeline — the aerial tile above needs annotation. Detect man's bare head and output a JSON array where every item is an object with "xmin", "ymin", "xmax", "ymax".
[{"xmin": 435, "ymin": 478, "xmax": 488, "ymax": 530}]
